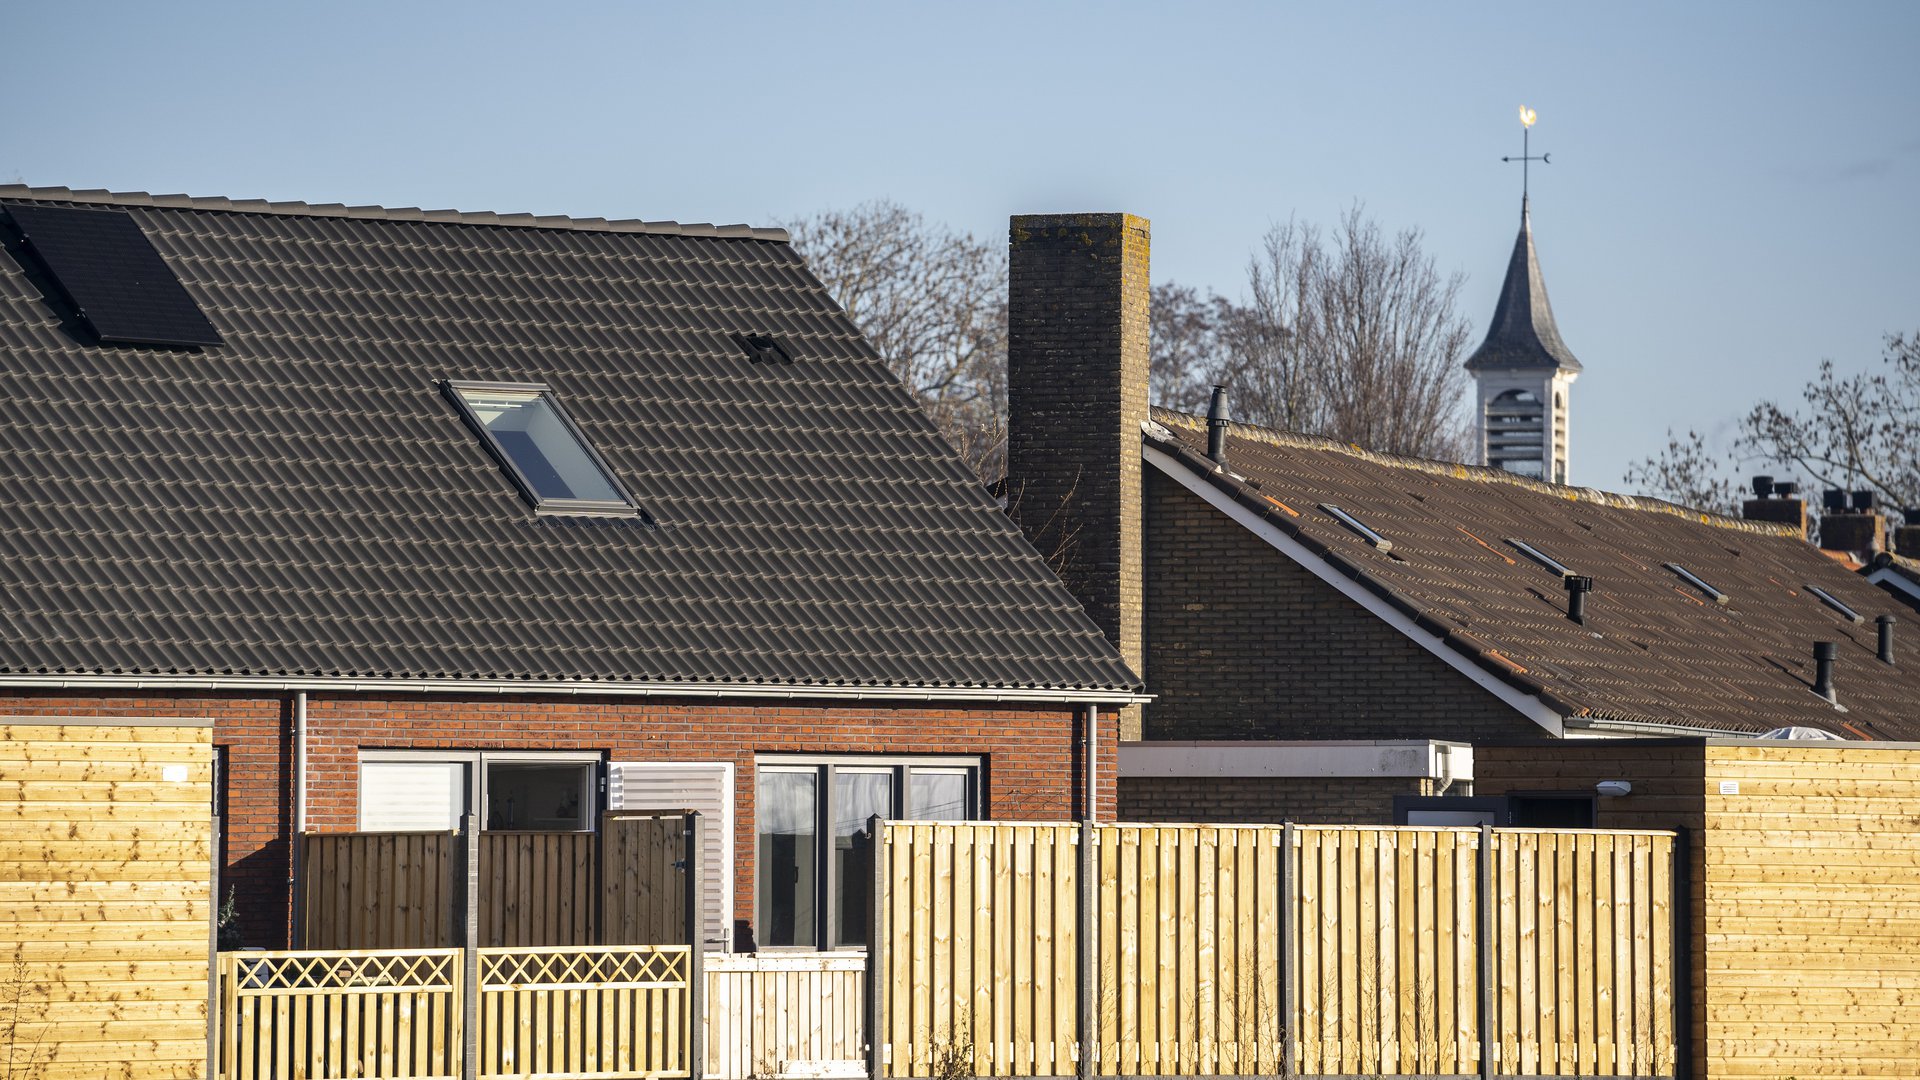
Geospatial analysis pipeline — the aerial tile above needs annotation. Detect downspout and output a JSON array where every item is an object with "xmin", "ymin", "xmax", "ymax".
[
  {"xmin": 1091, "ymin": 703, "xmax": 1099, "ymax": 822},
  {"xmin": 291, "ymin": 691, "xmax": 308, "ymax": 946}
]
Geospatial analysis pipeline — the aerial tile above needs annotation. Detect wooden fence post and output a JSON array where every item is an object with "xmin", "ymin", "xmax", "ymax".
[
  {"xmin": 686, "ymin": 810, "xmax": 705, "ymax": 1080},
  {"xmin": 208, "ymin": 814, "xmax": 222, "ymax": 1080},
  {"xmin": 1672, "ymin": 828, "xmax": 1693, "ymax": 1080},
  {"xmin": 1079, "ymin": 820, "xmax": 1095, "ymax": 1080},
  {"xmin": 1478, "ymin": 825, "xmax": 1495, "ymax": 1080},
  {"xmin": 461, "ymin": 812, "xmax": 480, "ymax": 1080},
  {"xmin": 867, "ymin": 815, "xmax": 887, "ymax": 1080},
  {"xmin": 1280, "ymin": 822, "xmax": 1295, "ymax": 1079}
]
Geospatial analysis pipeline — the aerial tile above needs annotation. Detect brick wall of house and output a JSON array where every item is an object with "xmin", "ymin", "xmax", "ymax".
[
  {"xmin": 0, "ymin": 691, "xmax": 1112, "ymax": 948},
  {"xmin": 1143, "ymin": 469, "xmax": 1543, "ymax": 742},
  {"xmin": 1119, "ymin": 775, "xmax": 1435, "ymax": 825}
]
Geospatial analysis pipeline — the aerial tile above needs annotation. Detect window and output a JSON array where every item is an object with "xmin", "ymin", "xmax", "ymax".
[
  {"xmin": 358, "ymin": 751, "xmax": 600, "ymax": 832},
  {"xmin": 756, "ymin": 757, "xmax": 980, "ymax": 950},
  {"xmin": 1505, "ymin": 537, "xmax": 1573, "ymax": 578},
  {"xmin": 445, "ymin": 381, "xmax": 640, "ymax": 515}
]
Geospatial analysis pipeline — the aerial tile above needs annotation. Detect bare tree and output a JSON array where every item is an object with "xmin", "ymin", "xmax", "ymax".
[
  {"xmin": 784, "ymin": 201, "xmax": 1009, "ymax": 482},
  {"xmin": 1735, "ymin": 332, "xmax": 1920, "ymax": 512},
  {"xmin": 1149, "ymin": 282, "xmax": 1230, "ymax": 414},
  {"xmin": 1622, "ymin": 428, "xmax": 1742, "ymax": 513},
  {"xmin": 1623, "ymin": 332, "xmax": 1920, "ymax": 516},
  {"xmin": 1148, "ymin": 205, "xmax": 1474, "ymax": 461}
]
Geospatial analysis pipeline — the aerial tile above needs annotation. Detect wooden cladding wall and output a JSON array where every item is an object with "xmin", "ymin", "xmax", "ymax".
[
  {"xmin": 875, "ymin": 821, "xmax": 1679, "ymax": 1079},
  {"xmin": 298, "ymin": 814, "xmax": 689, "ymax": 950},
  {"xmin": 1700, "ymin": 744, "xmax": 1920, "ymax": 1079},
  {"xmin": 0, "ymin": 719, "xmax": 214, "ymax": 1080}
]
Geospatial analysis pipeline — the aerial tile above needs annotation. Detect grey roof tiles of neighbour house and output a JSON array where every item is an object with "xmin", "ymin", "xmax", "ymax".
[
  {"xmin": 0, "ymin": 186, "xmax": 1141, "ymax": 697},
  {"xmin": 1464, "ymin": 199, "xmax": 1582, "ymax": 373},
  {"xmin": 1148, "ymin": 408, "xmax": 1920, "ymax": 738}
]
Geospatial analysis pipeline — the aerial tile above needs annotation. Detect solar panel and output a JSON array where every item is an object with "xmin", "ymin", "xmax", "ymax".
[{"xmin": 4, "ymin": 203, "xmax": 223, "ymax": 347}]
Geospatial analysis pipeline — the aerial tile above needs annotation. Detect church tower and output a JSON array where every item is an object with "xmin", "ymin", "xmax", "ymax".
[{"xmin": 1467, "ymin": 110, "xmax": 1582, "ymax": 484}]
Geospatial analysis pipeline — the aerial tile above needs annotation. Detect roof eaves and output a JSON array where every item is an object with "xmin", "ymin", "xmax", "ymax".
[{"xmin": 0, "ymin": 184, "xmax": 791, "ymax": 243}]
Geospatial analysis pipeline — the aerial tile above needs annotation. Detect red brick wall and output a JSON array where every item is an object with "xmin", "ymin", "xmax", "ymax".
[
  {"xmin": 0, "ymin": 690, "xmax": 1112, "ymax": 948},
  {"xmin": 1143, "ymin": 469, "xmax": 1543, "ymax": 742}
]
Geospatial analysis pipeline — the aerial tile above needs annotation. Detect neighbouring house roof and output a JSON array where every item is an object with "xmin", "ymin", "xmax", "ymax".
[
  {"xmin": 1146, "ymin": 408, "xmax": 1920, "ymax": 737},
  {"xmin": 1865, "ymin": 553, "xmax": 1920, "ymax": 610},
  {"xmin": 1463, "ymin": 199, "xmax": 1582, "ymax": 374},
  {"xmin": 0, "ymin": 186, "xmax": 1140, "ymax": 697}
]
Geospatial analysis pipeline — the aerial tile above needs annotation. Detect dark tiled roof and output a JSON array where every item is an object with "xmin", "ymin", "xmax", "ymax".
[
  {"xmin": 0, "ymin": 187, "xmax": 1139, "ymax": 695},
  {"xmin": 1464, "ymin": 200, "xmax": 1582, "ymax": 373},
  {"xmin": 1149, "ymin": 408, "xmax": 1920, "ymax": 737}
]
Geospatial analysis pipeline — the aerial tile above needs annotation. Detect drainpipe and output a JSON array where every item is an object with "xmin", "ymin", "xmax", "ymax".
[
  {"xmin": 1084, "ymin": 704, "xmax": 1099, "ymax": 823},
  {"xmin": 291, "ymin": 692, "xmax": 308, "ymax": 946}
]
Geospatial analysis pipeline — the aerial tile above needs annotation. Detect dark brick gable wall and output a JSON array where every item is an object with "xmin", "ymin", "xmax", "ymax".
[
  {"xmin": 1121, "ymin": 775, "xmax": 1438, "ymax": 824},
  {"xmin": 0, "ymin": 691, "xmax": 1110, "ymax": 948},
  {"xmin": 1142, "ymin": 468, "xmax": 1542, "ymax": 742}
]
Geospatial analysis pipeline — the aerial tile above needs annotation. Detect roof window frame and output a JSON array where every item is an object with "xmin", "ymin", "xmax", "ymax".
[
  {"xmin": 1804, "ymin": 585, "xmax": 1865, "ymax": 624},
  {"xmin": 1320, "ymin": 504, "xmax": 1394, "ymax": 553},
  {"xmin": 443, "ymin": 379, "xmax": 644, "ymax": 518},
  {"xmin": 1665, "ymin": 563, "xmax": 1730, "ymax": 605},
  {"xmin": 1505, "ymin": 538, "xmax": 1573, "ymax": 577}
]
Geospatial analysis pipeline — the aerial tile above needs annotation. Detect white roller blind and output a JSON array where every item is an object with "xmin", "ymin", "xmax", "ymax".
[
  {"xmin": 607, "ymin": 761, "xmax": 734, "ymax": 951},
  {"xmin": 359, "ymin": 762, "xmax": 465, "ymax": 831}
]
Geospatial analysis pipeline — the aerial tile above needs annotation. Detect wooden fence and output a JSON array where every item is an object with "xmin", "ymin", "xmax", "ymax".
[
  {"xmin": 874, "ymin": 821, "xmax": 1680, "ymax": 1078},
  {"xmin": 216, "ymin": 945, "xmax": 692, "ymax": 1080},
  {"xmin": 300, "ymin": 813, "xmax": 689, "ymax": 950},
  {"xmin": 705, "ymin": 953, "xmax": 867, "ymax": 1079}
]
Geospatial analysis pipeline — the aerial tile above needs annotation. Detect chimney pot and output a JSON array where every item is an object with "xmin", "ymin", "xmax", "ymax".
[
  {"xmin": 1853, "ymin": 490, "xmax": 1878, "ymax": 513},
  {"xmin": 1564, "ymin": 574, "xmax": 1594, "ymax": 624},
  {"xmin": 1774, "ymin": 481, "xmax": 1800, "ymax": 498},
  {"xmin": 1751, "ymin": 475, "xmax": 1774, "ymax": 499},
  {"xmin": 1878, "ymin": 615, "xmax": 1896, "ymax": 666},
  {"xmin": 1206, "ymin": 386, "xmax": 1231, "ymax": 465},
  {"xmin": 1812, "ymin": 641, "xmax": 1838, "ymax": 702},
  {"xmin": 1823, "ymin": 489, "xmax": 1848, "ymax": 514}
]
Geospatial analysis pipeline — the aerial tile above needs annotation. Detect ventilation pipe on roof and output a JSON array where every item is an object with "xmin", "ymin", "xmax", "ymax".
[
  {"xmin": 1207, "ymin": 386, "xmax": 1231, "ymax": 465},
  {"xmin": 1564, "ymin": 574, "xmax": 1594, "ymax": 625},
  {"xmin": 1812, "ymin": 642, "xmax": 1838, "ymax": 702},
  {"xmin": 1878, "ymin": 615, "xmax": 1896, "ymax": 666}
]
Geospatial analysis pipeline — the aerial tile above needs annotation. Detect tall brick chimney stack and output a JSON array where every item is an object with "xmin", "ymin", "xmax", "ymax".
[
  {"xmin": 1006, "ymin": 213, "xmax": 1150, "ymax": 738},
  {"xmin": 1741, "ymin": 475, "xmax": 1808, "ymax": 541}
]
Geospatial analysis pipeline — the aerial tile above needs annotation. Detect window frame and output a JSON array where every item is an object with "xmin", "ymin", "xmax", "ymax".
[
  {"xmin": 443, "ymin": 380, "xmax": 643, "ymax": 518},
  {"xmin": 358, "ymin": 749, "xmax": 604, "ymax": 833},
  {"xmin": 754, "ymin": 755, "xmax": 982, "ymax": 951}
]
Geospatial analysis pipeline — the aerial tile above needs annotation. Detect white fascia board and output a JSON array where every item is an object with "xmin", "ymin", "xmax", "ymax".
[
  {"xmin": 1865, "ymin": 567, "xmax": 1920, "ymax": 602},
  {"xmin": 1120, "ymin": 739, "xmax": 1473, "ymax": 781},
  {"xmin": 1143, "ymin": 444, "xmax": 1564, "ymax": 737},
  {"xmin": 0, "ymin": 673, "xmax": 1150, "ymax": 705}
]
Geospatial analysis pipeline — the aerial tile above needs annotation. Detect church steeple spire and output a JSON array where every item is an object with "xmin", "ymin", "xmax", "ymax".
[{"xmin": 1468, "ymin": 108, "xmax": 1583, "ymax": 485}]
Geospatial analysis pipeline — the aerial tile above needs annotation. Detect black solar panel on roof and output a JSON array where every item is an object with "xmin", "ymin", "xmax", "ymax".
[{"xmin": 4, "ymin": 203, "xmax": 223, "ymax": 347}]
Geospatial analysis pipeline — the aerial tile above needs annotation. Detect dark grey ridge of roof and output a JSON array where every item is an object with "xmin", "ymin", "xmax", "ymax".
[
  {"xmin": 0, "ymin": 186, "xmax": 1139, "ymax": 695},
  {"xmin": 1463, "ymin": 198, "xmax": 1583, "ymax": 374},
  {"xmin": 1146, "ymin": 408, "xmax": 1920, "ymax": 739}
]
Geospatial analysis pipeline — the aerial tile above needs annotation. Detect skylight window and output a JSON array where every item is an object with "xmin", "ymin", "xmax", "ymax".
[
  {"xmin": 446, "ymin": 382, "xmax": 639, "ymax": 516},
  {"xmin": 1320, "ymin": 504, "xmax": 1393, "ymax": 553},
  {"xmin": 1804, "ymin": 585, "xmax": 1864, "ymax": 624},
  {"xmin": 1665, "ymin": 563, "xmax": 1729, "ymax": 605},
  {"xmin": 1505, "ymin": 538, "xmax": 1572, "ymax": 577}
]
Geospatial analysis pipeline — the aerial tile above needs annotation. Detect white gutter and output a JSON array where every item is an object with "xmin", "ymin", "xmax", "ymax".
[
  {"xmin": 1120, "ymin": 739, "xmax": 1474, "ymax": 782},
  {"xmin": 0, "ymin": 672, "xmax": 1151, "ymax": 705},
  {"xmin": 1144, "ymin": 443, "xmax": 1565, "ymax": 736}
]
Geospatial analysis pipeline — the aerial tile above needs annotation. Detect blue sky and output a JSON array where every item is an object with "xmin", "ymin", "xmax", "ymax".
[{"xmin": 8, "ymin": 2, "xmax": 1916, "ymax": 491}]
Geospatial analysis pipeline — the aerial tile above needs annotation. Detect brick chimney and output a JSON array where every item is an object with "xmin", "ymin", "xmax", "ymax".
[
  {"xmin": 1818, "ymin": 488, "xmax": 1886, "ymax": 560},
  {"xmin": 1006, "ymin": 213, "xmax": 1150, "ymax": 737},
  {"xmin": 1896, "ymin": 509, "xmax": 1920, "ymax": 559},
  {"xmin": 1741, "ymin": 475, "xmax": 1808, "ymax": 541}
]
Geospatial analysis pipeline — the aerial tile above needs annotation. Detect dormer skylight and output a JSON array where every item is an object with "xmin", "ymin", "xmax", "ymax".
[
  {"xmin": 1320, "ymin": 504, "xmax": 1393, "ymax": 553},
  {"xmin": 1805, "ymin": 585, "xmax": 1864, "ymax": 624},
  {"xmin": 1665, "ymin": 563, "xmax": 1729, "ymax": 605},
  {"xmin": 1505, "ymin": 538, "xmax": 1572, "ymax": 577},
  {"xmin": 446, "ymin": 381, "xmax": 641, "ymax": 517}
]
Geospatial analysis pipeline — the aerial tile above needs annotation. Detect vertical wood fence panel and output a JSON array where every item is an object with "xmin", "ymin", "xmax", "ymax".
[
  {"xmin": 602, "ymin": 814, "xmax": 688, "ymax": 946},
  {"xmin": 704, "ymin": 954, "xmax": 866, "ymax": 1079},
  {"xmin": 301, "ymin": 832, "xmax": 455, "ymax": 950},
  {"xmin": 878, "ymin": 821, "xmax": 1678, "ymax": 1079},
  {"xmin": 479, "ymin": 831, "xmax": 596, "ymax": 948},
  {"xmin": 878, "ymin": 822, "xmax": 1080, "ymax": 1077}
]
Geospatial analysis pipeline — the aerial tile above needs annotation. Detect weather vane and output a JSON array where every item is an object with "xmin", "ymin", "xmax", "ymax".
[{"xmin": 1503, "ymin": 106, "xmax": 1549, "ymax": 201}]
